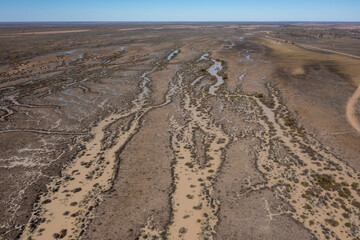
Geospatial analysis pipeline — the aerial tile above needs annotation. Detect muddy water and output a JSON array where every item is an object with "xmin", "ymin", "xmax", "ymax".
[
  {"xmin": 196, "ymin": 53, "xmax": 209, "ymax": 62},
  {"xmin": 168, "ymin": 50, "xmax": 179, "ymax": 61},
  {"xmin": 20, "ymin": 69, "xmax": 157, "ymax": 240},
  {"xmin": 208, "ymin": 60, "xmax": 223, "ymax": 95},
  {"xmin": 244, "ymin": 55, "xmax": 253, "ymax": 62},
  {"xmin": 238, "ymin": 72, "xmax": 246, "ymax": 86}
]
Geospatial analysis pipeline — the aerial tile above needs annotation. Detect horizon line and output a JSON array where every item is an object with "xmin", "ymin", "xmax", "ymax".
[{"xmin": 1, "ymin": 20, "xmax": 360, "ymax": 24}]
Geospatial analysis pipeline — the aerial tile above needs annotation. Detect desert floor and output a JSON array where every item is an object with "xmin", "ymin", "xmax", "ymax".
[{"xmin": 1, "ymin": 22, "xmax": 360, "ymax": 240}]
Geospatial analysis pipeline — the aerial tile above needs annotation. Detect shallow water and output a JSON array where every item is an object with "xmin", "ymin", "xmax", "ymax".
[
  {"xmin": 197, "ymin": 53, "xmax": 209, "ymax": 62},
  {"xmin": 238, "ymin": 72, "xmax": 246, "ymax": 85},
  {"xmin": 65, "ymin": 50, "xmax": 77, "ymax": 55},
  {"xmin": 191, "ymin": 76, "xmax": 204, "ymax": 86},
  {"xmin": 245, "ymin": 55, "xmax": 253, "ymax": 62},
  {"xmin": 168, "ymin": 50, "xmax": 179, "ymax": 60},
  {"xmin": 208, "ymin": 60, "xmax": 223, "ymax": 95}
]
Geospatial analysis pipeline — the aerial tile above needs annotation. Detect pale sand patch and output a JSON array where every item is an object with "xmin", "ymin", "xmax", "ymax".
[
  {"xmin": 118, "ymin": 28, "xmax": 145, "ymax": 31},
  {"xmin": 167, "ymin": 94, "xmax": 229, "ymax": 240},
  {"xmin": 0, "ymin": 29, "xmax": 89, "ymax": 37},
  {"xmin": 346, "ymin": 84, "xmax": 360, "ymax": 134},
  {"xmin": 20, "ymin": 68, "xmax": 155, "ymax": 240}
]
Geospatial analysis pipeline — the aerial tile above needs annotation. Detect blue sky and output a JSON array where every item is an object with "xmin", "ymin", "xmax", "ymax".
[{"xmin": 0, "ymin": 0, "xmax": 359, "ymax": 22}]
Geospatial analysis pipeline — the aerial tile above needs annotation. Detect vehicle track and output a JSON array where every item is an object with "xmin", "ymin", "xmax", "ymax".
[{"xmin": 346, "ymin": 84, "xmax": 360, "ymax": 135}]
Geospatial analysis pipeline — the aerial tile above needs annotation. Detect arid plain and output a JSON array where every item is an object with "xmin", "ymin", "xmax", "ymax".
[{"xmin": 0, "ymin": 22, "xmax": 360, "ymax": 240}]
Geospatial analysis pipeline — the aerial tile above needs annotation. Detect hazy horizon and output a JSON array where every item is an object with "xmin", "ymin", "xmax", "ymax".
[
  {"xmin": 1, "ymin": 0, "xmax": 359, "ymax": 22},
  {"xmin": 1, "ymin": 21, "xmax": 360, "ymax": 23}
]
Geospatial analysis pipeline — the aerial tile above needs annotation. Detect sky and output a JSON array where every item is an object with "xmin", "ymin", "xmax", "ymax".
[{"xmin": 0, "ymin": 0, "xmax": 359, "ymax": 22}]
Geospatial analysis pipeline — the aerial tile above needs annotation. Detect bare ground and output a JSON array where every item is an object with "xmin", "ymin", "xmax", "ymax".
[{"xmin": 0, "ymin": 22, "xmax": 359, "ymax": 240}]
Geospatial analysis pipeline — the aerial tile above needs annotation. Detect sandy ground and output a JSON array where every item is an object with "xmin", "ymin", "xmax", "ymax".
[
  {"xmin": 0, "ymin": 29, "xmax": 90, "ymax": 38},
  {"xmin": 0, "ymin": 23, "xmax": 360, "ymax": 240},
  {"xmin": 346, "ymin": 85, "xmax": 360, "ymax": 134}
]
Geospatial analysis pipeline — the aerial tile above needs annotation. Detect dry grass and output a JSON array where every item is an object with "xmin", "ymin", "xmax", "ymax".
[{"xmin": 259, "ymin": 38, "xmax": 360, "ymax": 85}]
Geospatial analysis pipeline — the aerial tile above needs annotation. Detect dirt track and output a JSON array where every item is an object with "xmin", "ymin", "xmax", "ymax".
[
  {"xmin": 297, "ymin": 43, "xmax": 360, "ymax": 59},
  {"xmin": 346, "ymin": 84, "xmax": 360, "ymax": 134}
]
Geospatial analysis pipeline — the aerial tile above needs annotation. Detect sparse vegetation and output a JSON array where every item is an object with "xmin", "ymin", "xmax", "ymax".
[{"xmin": 2, "ymin": 22, "xmax": 360, "ymax": 240}]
